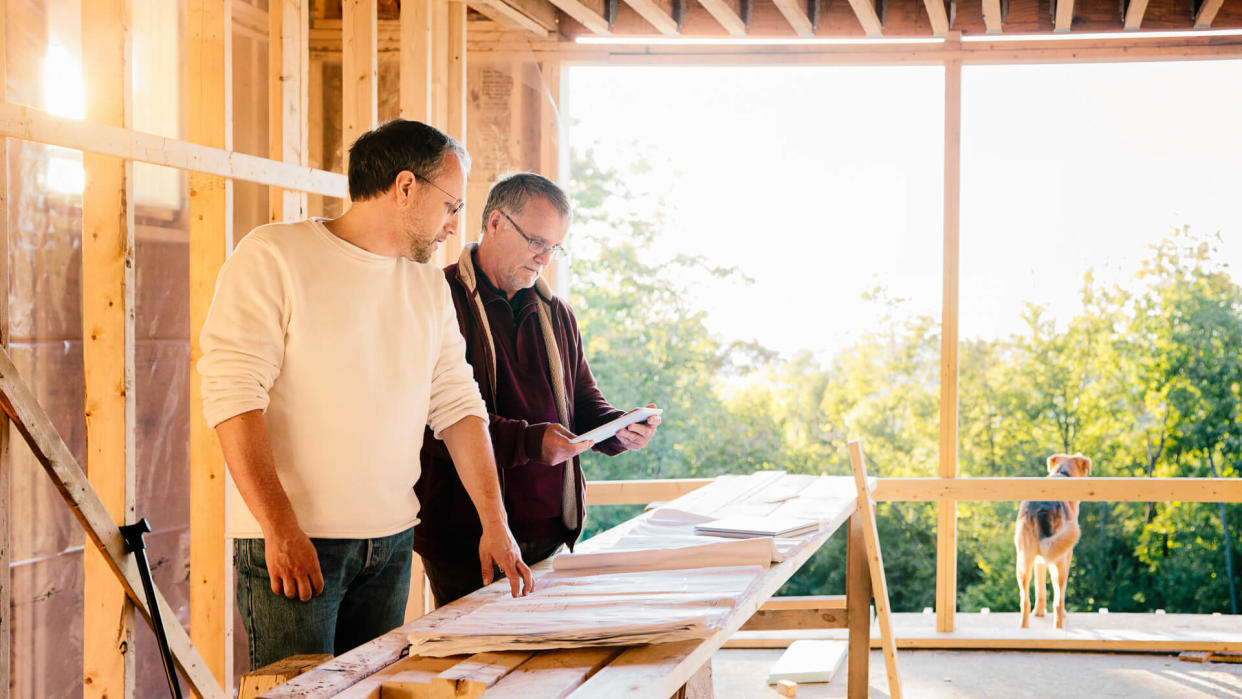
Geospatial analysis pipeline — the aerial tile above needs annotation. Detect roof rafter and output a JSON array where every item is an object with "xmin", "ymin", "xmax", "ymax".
[
  {"xmin": 548, "ymin": 0, "xmax": 613, "ymax": 33},
  {"xmin": 622, "ymin": 0, "xmax": 682, "ymax": 34},
  {"xmin": 845, "ymin": 0, "xmax": 883, "ymax": 36},
  {"xmin": 469, "ymin": 0, "xmax": 557, "ymax": 36},
  {"xmin": 923, "ymin": 0, "xmax": 950, "ymax": 35},
  {"xmin": 699, "ymin": 0, "xmax": 749, "ymax": 35},
  {"xmin": 1054, "ymin": 0, "xmax": 1074, "ymax": 31},
  {"xmin": 1123, "ymin": 0, "xmax": 1149, "ymax": 30},
  {"xmin": 772, "ymin": 0, "xmax": 815, "ymax": 36},
  {"xmin": 982, "ymin": 0, "xmax": 1003, "ymax": 33},
  {"xmin": 1195, "ymin": 0, "xmax": 1225, "ymax": 27}
]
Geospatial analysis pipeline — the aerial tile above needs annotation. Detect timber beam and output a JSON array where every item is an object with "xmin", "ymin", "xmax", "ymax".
[
  {"xmin": 699, "ymin": 0, "xmax": 750, "ymax": 35},
  {"xmin": 623, "ymin": 0, "xmax": 683, "ymax": 34},
  {"xmin": 470, "ymin": 0, "xmax": 558, "ymax": 36}
]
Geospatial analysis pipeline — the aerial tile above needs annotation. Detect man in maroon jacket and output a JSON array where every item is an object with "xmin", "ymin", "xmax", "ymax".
[{"xmin": 414, "ymin": 172, "xmax": 661, "ymax": 606}]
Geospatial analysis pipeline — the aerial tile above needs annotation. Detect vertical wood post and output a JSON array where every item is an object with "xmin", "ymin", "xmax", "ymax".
[
  {"xmin": 538, "ymin": 59, "xmax": 561, "ymax": 292},
  {"xmin": 188, "ymin": 0, "xmax": 234, "ymax": 690},
  {"xmin": 81, "ymin": 0, "xmax": 137, "ymax": 695},
  {"xmin": 441, "ymin": 0, "xmax": 468, "ymax": 264},
  {"xmin": 400, "ymin": 0, "xmax": 433, "ymax": 123},
  {"xmin": 846, "ymin": 511, "xmax": 873, "ymax": 699},
  {"xmin": 342, "ymin": 0, "xmax": 379, "ymax": 153},
  {"xmin": 937, "ymin": 49, "xmax": 963, "ymax": 635},
  {"xmin": 270, "ymin": 0, "xmax": 310, "ymax": 222},
  {"xmin": 0, "ymin": 0, "xmax": 10, "ymax": 694}
]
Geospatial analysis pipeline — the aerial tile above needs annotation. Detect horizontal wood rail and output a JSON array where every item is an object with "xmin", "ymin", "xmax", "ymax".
[
  {"xmin": 586, "ymin": 476, "xmax": 1242, "ymax": 506},
  {"xmin": 0, "ymin": 101, "xmax": 347, "ymax": 197}
]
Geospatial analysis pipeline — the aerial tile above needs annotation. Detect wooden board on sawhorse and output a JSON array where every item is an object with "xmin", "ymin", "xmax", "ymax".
[
  {"xmin": 849, "ymin": 439, "xmax": 903, "ymax": 699},
  {"xmin": 0, "ymin": 346, "xmax": 225, "ymax": 698}
]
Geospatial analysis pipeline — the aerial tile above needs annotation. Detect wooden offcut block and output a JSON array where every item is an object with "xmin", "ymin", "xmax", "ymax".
[
  {"xmin": 239, "ymin": 654, "xmax": 333, "ymax": 699},
  {"xmin": 380, "ymin": 656, "xmax": 464, "ymax": 698},
  {"xmin": 1179, "ymin": 650, "xmax": 1211, "ymax": 663},
  {"xmin": 777, "ymin": 679, "xmax": 798, "ymax": 697},
  {"xmin": 766, "ymin": 640, "xmax": 846, "ymax": 685},
  {"xmin": 1210, "ymin": 651, "xmax": 1242, "ymax": 664}
]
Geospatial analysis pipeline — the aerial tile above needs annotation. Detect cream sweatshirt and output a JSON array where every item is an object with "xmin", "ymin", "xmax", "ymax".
[{"xmin": 198, "ymin": 219, "xmax": 488, "ymax": 539}]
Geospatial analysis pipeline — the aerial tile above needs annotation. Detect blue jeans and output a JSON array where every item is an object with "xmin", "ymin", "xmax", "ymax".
[{"xmin": 235, "ymin": 528, "xmax": 413, "ymax": 670}]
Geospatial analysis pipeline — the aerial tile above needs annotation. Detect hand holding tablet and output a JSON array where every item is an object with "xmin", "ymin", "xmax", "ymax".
[{"xmin": 569, "ymin": 406, "xmax": 664, "ymax": 444}]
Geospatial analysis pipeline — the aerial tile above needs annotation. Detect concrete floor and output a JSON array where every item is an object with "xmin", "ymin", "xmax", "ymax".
[{"xmin": 711, "ymin": 648, "xmax": 1242, "ymax": 698}]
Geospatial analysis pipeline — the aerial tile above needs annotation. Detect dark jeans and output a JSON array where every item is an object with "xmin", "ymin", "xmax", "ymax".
[
  {"xmin": 235, "ymin": 527, "xmax": 414, "ymax": 671},
  {"xmin": 421, "ymin": 535, "xmax": 564, "ymax": 608}
]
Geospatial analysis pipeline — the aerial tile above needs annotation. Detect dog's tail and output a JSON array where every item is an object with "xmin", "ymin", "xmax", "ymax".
[{"xmin": 1020, "ymin": 501, "xmax": 1080, "ymax": 561}]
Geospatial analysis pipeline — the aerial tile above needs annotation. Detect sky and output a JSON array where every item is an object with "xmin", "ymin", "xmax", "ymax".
[{"xmin": 564, "ymin": 59, "xmax": 1242, "ymax": 362}]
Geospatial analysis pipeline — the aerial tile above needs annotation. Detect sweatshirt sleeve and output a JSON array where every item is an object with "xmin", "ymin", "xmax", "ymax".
[
  {"xmin": 427, "ymin": 277, "xmax": 489, "ymax": 438},
  {"xmin": 197, "ymin": 235, "xmax": 290, "ymax": 429}
]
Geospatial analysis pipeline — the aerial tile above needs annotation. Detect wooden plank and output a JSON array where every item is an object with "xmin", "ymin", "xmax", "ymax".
[
  {"xmin": 760, "ymin": 595, "xmax": 848, "ymax": 611},
  {"xmin": 848, "ymin": 442, "xmax": 902, "ymax": 699},
  {"xmin": 0, "ymin": 2, "xmax": 9, "ymax": 694},
  {"xmin": 483, "ymin": 648, "xmax": 619, "ymax": 698},
  {"xmin": 1195, "ymin": 0, "xmax": 1225, "ymax": 27},
  {"xmin": 377, "ymin": 656, "xmax": 463, "ymax": 698},
  {"xmin": 442, "ymin": 0, "xmax": 468, "ymax": 265},
  {"xmin": 0, "ymin": 346, "xmax": 225, "ymax": 698},
  {"xmin": 400, "ymin": 0, "xmax": 433, "ymax": 121},
  {"xmin": 871, "ymin": 477, "xmax": 1242, "ymax": 503},
  {"xmin": 240, "ymin": 654, "xmax": 333, "ymax": 699},
  {"xmin": 921, "ymin": 0, "xmax": 950, "ymax": 35},
  {"xmin": 621, "ymin": 0, "xmax": 681, "ymax": 34},
  {"xmin": 843, "ymin": 0, "xmax": 883, "ymax": 36},
  {"xmin": 982, "ymin": 0, "xmax": 1003, "ymax": 32},
  {"xmin": 938, "ymin": 54, "xmax": 961, "ymax": 636},
  {"xmin": 432, "ymin": 0, "xmax": 450, "ymax": 130},
  {"xmin": 0, "ymin": 101, "xmax": 346, "ymax": 196},
  {"xmin": 539, "ymin": 57, "xmax": 561, "ymax": 290},
  {"xmin": 188, "ymin": 0, "xmax": 233, "ymax": 691},
  {"xmin": 82, "ymin": 0, "xmax": 137, "ymax": 696},
  {"xmin": 270, "ymin": 0, "xmax": 312, "ymax": 222},
  {"xmin": 546, "ymin": 0, "xmax": 612, "ymax": 33},
  {"xmin": 1054, "ymin": 0, "xmax": 1074, "ymax": 31},
  {"xmin": 699, "ymin": 0, "xmax": 748, "ymax": 35},
  {"xmin": 470, "ymin": 0, "xmax": 556, "ymax": 35},
  {"xmin": 429, "ymin": 651, "xmax": 533, "ymax": 698},
  {"xmin": 586, "ymin": 478, "xmax": 713, "ymax": 505},
  {"xmin": 1123, "ymin": 0, "xmax": 1149, "ymax": 29},
  {"xmin": 772, "ymin": 0, "xmax": 815, "ymax": 35},
  {"xmin": 845, "ymin": 512, "xmax": 871, "ymax": 699},
  {"xmin": 739, "ymin": 608, "xmax": 848, "ymax": 631},
  {"xmin": 343, "ymin": 0, "xmax": 379, "ymax": 150}
]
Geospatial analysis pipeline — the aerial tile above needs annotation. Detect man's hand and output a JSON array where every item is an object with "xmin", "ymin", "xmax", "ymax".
[
  {"xmin": 541, "ymin": 424, "xmax": 594, "ymax": 464},
  {"xmin": 264, "ymin": 524, "xmax": 325, "ymax": 602},
  {"xmin": 479, "ymin": 524, "xmax": 535, "ymax": 597},
  {"xmin": 616, "ymin": 403, "xmax": 662, "ymax": 451}
]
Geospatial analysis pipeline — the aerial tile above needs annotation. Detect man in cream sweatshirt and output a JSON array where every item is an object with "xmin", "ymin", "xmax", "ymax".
[{"xmin": 198, "ymin": 120, "xmax": 531, "ymax": 669}]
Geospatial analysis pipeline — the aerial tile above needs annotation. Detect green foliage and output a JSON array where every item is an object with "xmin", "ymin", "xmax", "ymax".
[{"xmin": 568, "ymin": 147, "xmax": 1242, "ymax": 613}]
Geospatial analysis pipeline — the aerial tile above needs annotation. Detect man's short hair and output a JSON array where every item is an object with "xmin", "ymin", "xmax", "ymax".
[
  {"xmin": 480, "ymin": 172, "xmax": 571, "ymax": 234},
  {"xmin": 347, "ymin": 119, "xmax": 471, "ymax": 201}
]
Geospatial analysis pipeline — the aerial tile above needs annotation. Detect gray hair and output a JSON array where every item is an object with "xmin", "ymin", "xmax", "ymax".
[{"xmin": 480, "ymin": 172, "xmax": 571, "ymax": 235}]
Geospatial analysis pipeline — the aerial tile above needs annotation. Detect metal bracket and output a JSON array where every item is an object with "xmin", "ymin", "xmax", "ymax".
[
  {"xmin": 673, "ymin": 0, "xmax": 686, "ymax": 31},
  {"xmin": 607, "ymin": 0, "xmax": 618, "ymax": 29},
  {"xmin": 742, "ymin": 0, "xmax": 754, "ymax": 29},
  {"xmin": 808, "ymin": 0, "xmax": 821, "ymax": 30}
]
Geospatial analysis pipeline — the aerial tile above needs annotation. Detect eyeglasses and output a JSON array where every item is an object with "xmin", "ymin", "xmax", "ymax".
[
  {"xmin": 413, "ymin": 173, "xmax": 465, "ymax": 217},
  {"xmin": 500, "ymin": 210, "xmax": 569, "ymax": 260}
]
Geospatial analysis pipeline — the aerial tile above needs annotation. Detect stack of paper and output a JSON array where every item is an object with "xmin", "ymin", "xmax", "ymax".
[
  {"xmin": 407, "ymin": 566, "xmax": 763, "ymax": 657},
  {"xmin": 694, "ymin": 515, "xmax": 820, "ymax": 539}
]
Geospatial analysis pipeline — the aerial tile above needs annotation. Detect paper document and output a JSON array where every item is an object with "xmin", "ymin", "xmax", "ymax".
[{"xmin": 695, "ymin": 515, "xmax": 821, "ymax": 539}]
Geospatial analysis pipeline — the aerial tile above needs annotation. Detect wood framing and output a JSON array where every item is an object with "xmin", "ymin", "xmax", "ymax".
[
  {"xmin": 773, "ymin": 0, "xmax": 815, "ymax": 36},
  {"xmin": 922, "ymin": 0, "xmax": 950, "ymax": 35},
  {"xmin": 699, "ymin": 0, "xmax": 748, "ymax": 35},
  {"xmin": 585, "ymin": 478, "xmax": 713, "ymax": 505},
  {"xmin": 188, "ymin": 0, "xmax": 233, "ymax": 689},
  {"xmin": 622, "ymin": 0, "xmax": 682, "ymax": 35},
  {"xmin": 938, "ymin": 53, "xmax": 962, "ymax": 636},
  {"xmin": 1195, "ymin": 0, "xmax": 1226, "ymax": 27},
  {"xmin": 470, "ymin": 0, "xmax": 557, "ymax": 35},
  {"xmin": 0, "ymin": 2, "xmax": 9, "ymax": 694},
  {"xmin": 444, "ymin": 0, "xmax": 469, "ymax": 264},
  {"xmin": 982, "ymin": 0, "xmax": 1003, "ymax": 32},
  {"xmin": 845, "ymin": 512, "xmax": 872, "ymax": 699},
  {"xmin": 0, "ymin": 102, "xmax": 345, "ymax": 196},
  {"xmin": 81, "ymin": 1, "xmax": 137, "ymax": 695},
  {"xmin": 270, "ymin": 0, "xmax": 312, "ymax": 222},
  {"xmin": 400, "ymin": 0, "xmax": 434, "ymax": 121},
  {"xmin": 845, "ymin": 0, "xmax": 884, "ymax": 36},
  {"xmin": 849, "ymin": 441, "xmax": 903, "ymax": 698},
  {"xmin": 547, "ymin": 0, "xmax": 612, "ymax": 34},
  {"xmin": 872, "ymin": 477, "xmax": 1242, "ymax": 502},
  {"xmin": 1123, "ymin": 0, "xmax": 1149, "ymax": 29},
  {"xmin": 0, "ymin": 347, "xmax": 225, "ymax": 699},
  {"xmin": 1054, "ymin": 0, "xmax": 1074, "ymax": 31},
  {"xmin": 343, "ymin": 0, "xmax": 379, "ymax": 151}
]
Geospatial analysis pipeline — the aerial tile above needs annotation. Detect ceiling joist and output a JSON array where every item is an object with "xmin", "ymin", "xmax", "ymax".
[
  {"xmin": 845, "ymin": 0, "xmax": 884, "ymax": 35},
  {"xmin": 1054, "ymin": 0, "xmax": 1074, "ymax": 31},
  {"xmin": 982, "ymin": 0, "xmax": 1003, "ymax": 32},
  {"xmin": 772, "ymin": 0, "xmax": 815, "ymax": 35},
  {"xmin": 923, "ymin": 0, "xmax": 950, "ymax": 35},
  {"xmin": 548, "ymin": 0, "xmax": 614, "ymax": 33},
  {"xmin": 1123, "ymin": 0, "xmax": 1149, "ymax": 29},
  {"xmin": 622, "ymin": 0, "xmax": 682, "ymax": 34},
  {"xmin": 468, "ymin": 0, "xmax": 556, "ymax": 36},
  {"xmin": 698, "ymin": 0, "xmax": 749, "ymax": 35},
  {"xmin": 1195, "ymin": 0, "xmax": 1225, "ymax": 27}
]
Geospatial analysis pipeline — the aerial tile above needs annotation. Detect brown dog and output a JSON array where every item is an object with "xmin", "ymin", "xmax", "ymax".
[{"xmin": 1015, "ymin": 453, "xmax": 1091, "ymax": 629}]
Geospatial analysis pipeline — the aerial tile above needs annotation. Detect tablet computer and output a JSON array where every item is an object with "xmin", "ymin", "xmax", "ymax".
[{"xmin": 569, "ymin": 407, "xmax": 663, "ymax": 444}]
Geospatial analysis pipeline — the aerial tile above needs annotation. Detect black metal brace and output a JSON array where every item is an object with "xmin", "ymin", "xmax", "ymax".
[{"xmin": 120, "ymin": 518, "xmax": 183, "ymax": 699}]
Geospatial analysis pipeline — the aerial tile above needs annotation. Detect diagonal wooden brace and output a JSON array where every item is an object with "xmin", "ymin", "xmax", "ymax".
[{"xmin": 0, "ymin": 346, "xmax": 224, "ymax": 699}]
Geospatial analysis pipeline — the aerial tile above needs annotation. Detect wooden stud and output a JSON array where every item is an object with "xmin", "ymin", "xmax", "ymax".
[
  {"xmin": 843, "ymin": 0, "xmax": 883, "ymax": 36},
  {"xmin": 773, "ymin": 0, "xmax": 816, "ymax": 36},
  {"xmin": 546, "ymin": 0, "xmax": 612, "ymax": 34},
  {"xmin": 0, "ymin": 347, "xmax": 225, "ymax": 698},
  {"xmin": 698, "ymin": 0, "xmax": 748, "ymax": 34},
  {"xmin": 938, "ymin": 53, "xmax": 962, "ymax": 636},
  {"xmin": 539, "ymin": 57, "xmax": 561, "ymax": 291},
  {"xmin": 270, "ymin": 0, "xmax": 312, "ymax": 222},
  {"xmin": 443, "ymin": 0, "xmax": 468, "ymax": 265},
  {"xmin": 343, "ymin": 0, "xmax": 379, "ymax": 152},
  {"xmin": 1054, "ymin": 0, "xmax": 1074, "ymax": 31},
  {"xmin": 400, "ymin": 0, "xmax": 434, "ymax": 122},
  {"xmin": 81, "ymin": 0, "xmax": 137, "ymax": 696},
  {"xmin": 188, "ymin": 0, "xmax": 233, "ymax": 690},
  {"xmin": 1195, "ymin": 0, "xmax": 1225, "ymax": 27},
  {"xmin": 845, "ymin": 512, "xmax": 872, "ymax": 699},
  {"xmin": 982, "ymin": 0, "xmax": 1003, "ymax": 32},
  {"xmin": 922, "ymin": 0, "xmax": 950, "ymax": 35},
  {"xmin": 0, "ymin": 0, "xmax": 9, "ymax": 692},
  {"xmin": 0, "ymin": 102, "xmax": 346, "ymax": 196},
  {"xmin": 872, "ymin": 477, "xmax": 1242, "ymax": 503},
  {"xmin": 621, "ymin": 0, "xmax": 681, "ymax": 35},
  {"xmin": 432, "ymin": 0, "xmax": 451, "ymax": 131},
  {"xmin": 849, "ymin": 442, "xmax": 903, "ymax": 699},
  {"xmin": 1123, "ymin": 0, "xmax": 1148, "ymax": 29}
]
